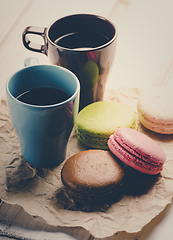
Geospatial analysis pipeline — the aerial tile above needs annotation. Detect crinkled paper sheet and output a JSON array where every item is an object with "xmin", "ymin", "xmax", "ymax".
[{"xmin": 0, "ymin": 87, "xmax": 173, "ymax": 238}]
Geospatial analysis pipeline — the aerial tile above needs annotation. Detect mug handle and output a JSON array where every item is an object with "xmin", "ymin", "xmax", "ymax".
[
  {"xmin": 24, "ymin": 57, "xmax": 40, "ymax": 67},
  {"xmin": 22, "ymin": 26, "xmax": 47, "ymax": 55}
]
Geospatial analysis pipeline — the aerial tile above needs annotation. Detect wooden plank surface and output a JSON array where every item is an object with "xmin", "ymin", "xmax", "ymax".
[
  {"xmin": 106, "ymin": 0, "xmax": 173, "ymax": 90},
  {"xmin": 0, "ymin": 0, "xmax": 173, "ymax": 239},
  {"xmin": 0, "ymin": 0, "xmax": 30, "ymax": 45}
]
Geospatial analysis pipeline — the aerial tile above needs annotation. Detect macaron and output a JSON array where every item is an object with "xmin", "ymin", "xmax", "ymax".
[
  {"xmin": 108, "ymin": 127, "xmax": 166, "ymax": 175},
  {"xmin": 76, "ymin": 101, "xmax": 138, "ymax": 149},
  {"xmin": 137, "ymin": 87, "xmax": 173, "ymax": 134},
  {"xmin": 61, "ymin": 150, "xmax": 125, "ymax": 204}
]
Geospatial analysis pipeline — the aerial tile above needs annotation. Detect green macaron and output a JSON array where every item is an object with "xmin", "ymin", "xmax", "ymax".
[{"xmin": 76, "ymin": 101, "xmax": 138, "ymax": 149}]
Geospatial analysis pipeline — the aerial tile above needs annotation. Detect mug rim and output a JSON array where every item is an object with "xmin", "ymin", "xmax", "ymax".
[
  {"xmin": 46, "ymin": 13, "xmax": 117, "ymax": 52},
  {"xmin": 6, "ymin": 64, "xmax": 80, "ymax": 109}
]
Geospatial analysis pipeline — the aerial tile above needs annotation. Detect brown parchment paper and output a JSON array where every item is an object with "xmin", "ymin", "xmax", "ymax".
[{"xmin": 1, "ymin": 87, "xmax": 173, "ymax": 238}]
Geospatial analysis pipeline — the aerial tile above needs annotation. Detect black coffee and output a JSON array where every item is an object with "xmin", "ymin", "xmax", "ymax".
[
  {"xmin": 54, "ymin": 32, "xmax": 109, "ymax": 50},
  {"xmin": 17, "ymin": 87, "xmax": 70, "ymax": 106}
]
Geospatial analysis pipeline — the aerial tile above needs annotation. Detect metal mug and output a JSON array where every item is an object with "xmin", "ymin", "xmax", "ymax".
[{"xmin": 22, "ymin": 14, "xmax": 117, "ymax": 110}]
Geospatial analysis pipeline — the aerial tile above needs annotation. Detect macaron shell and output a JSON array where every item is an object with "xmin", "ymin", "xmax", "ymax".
[
  {"xmin": 108, "ymin": 127, "xmax": 166, "ymax": 175},
  {"xmin": 108, "ymin": 134, "xmax": 163, "ymax": 175},
  {"xmin": 113, "ymin": 127, "xmax": 166, "ymax": 164},
  {"xmin": 61, "ymin": 150, "xmax": 125, "ymax": 203},
  {"xmin": 138, "ymin": 113, "xmax": 173, "ymax": 134},
  {"xmin": 61, "ymin": 150, "xmax": 124, "ymax": 192},
  {"xmin": 137, "ymin": 87, "xmax": 173, "ymax": 134},
  {"xmin": 76, "ymin": 101, "xmax": 138, "ymax": 149}
]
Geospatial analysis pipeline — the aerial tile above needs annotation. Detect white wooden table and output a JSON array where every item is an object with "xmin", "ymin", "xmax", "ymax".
[{"xmin": 0, "ymin": 0, "xmax": 173, "ymax": 239}]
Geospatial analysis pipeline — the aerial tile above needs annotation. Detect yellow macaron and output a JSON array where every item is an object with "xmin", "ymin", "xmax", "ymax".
[{"xmin": 76, "ymin": 101, "xmax": 138, "ymax": 149}]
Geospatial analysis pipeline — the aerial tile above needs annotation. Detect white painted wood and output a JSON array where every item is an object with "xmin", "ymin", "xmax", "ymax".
[
  {"xmin": 106, "ymin": 0, "xmax": 173, "ymax": 90},
  {"xmin": 0, "ymin": 0, "xmax": 30, "ymax": 45}
]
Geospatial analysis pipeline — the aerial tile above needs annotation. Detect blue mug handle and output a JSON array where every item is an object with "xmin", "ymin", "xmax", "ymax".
[{"xmin": 24, "ymin": 57, "xmax": 39, "ymax": 67}]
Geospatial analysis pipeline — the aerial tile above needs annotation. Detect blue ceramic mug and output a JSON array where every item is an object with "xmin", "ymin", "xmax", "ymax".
[{"xmin": 6, "ymin": 58, "xmax": 80, "ymax": 168}]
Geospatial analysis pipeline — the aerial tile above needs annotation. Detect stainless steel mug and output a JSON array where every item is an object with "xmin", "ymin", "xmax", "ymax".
[{"xmin": 22, "ymin": 14, "xmax": 117, "ymax": 110}]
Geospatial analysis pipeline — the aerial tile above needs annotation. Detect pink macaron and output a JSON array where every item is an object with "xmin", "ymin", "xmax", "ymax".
[{"xmin": 108, "ymin": 127, "xmax": 166, "ymax": 175}]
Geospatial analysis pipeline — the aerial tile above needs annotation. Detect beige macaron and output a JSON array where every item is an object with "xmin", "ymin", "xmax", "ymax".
[{"xmin": 137, "ymin": 87, "xmax": 173, "ymax": 134}]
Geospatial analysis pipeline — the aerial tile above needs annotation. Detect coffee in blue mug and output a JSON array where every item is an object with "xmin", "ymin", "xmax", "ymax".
[{"xmin": 6, "ymin": 58, "xmax": 80, "ymax": 168}]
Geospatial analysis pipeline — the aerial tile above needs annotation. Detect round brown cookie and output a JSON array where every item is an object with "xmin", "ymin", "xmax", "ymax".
[{"xmin": 61, "ymin": 150, "xmax": 124, "ymax": 204}]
